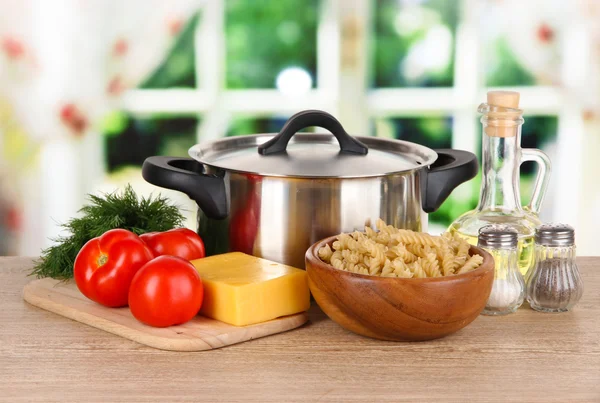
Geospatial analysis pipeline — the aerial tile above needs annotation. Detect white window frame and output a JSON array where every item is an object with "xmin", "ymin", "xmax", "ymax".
[{"xmin": 115, "ymin": 0, "xmax": 588, "ymax": 250}]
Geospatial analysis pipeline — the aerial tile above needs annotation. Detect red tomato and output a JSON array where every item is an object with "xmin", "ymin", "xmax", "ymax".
[
  {"xmin": 140, "ymin": 228, "xmax": 205, "ymax": 261},
  {"xmin": 74, "ymin": 229, "xmax": 154, "ymax": 307},
  {"xmin": 128, "ymin": 256, "xmax": 204, "ymax": 327}
]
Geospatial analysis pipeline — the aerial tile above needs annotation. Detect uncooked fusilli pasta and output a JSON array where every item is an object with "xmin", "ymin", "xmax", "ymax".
[
  {"xmin": 456, "ymin": 254, "xmax": 484, "ymax": 274},
  {"xmin": 318, "ymin": 219, "xmax": 483, "ymax": 278}
]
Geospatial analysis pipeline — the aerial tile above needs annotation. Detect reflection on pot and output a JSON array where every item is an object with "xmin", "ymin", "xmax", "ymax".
[
  {"xmin": 229, "ymin": 174, "xmax": 261, "ymax": 255},
  {"xmin": 251, "ymin": 177, "xmax": 313, "ymax": 269}
]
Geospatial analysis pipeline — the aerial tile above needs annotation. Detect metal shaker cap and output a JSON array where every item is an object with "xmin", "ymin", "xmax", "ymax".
[
  {"xmin": 535, "ymin": 223, "xmax": 575, "ymax": 247},
  {"xmin": 478, "ymin": 225, "xmax": 518, "ymax": 249}
]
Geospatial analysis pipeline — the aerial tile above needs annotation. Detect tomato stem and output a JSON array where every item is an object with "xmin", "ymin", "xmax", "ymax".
[{"xmin": 97, "ymin": 254, "xmax": 108, "ymax": 267}]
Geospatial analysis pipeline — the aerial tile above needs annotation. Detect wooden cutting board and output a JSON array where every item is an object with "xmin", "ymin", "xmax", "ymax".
[{"xmin": 23, "ymin": 278, "xmax": 309, "ymax": 352}]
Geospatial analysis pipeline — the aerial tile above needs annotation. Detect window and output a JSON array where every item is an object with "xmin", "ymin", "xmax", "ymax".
[
  {"xmin": 110, "ymin": 0, "xmax": 584, "ymax": 244},
  {"xmin": 225, "ymin": 0, "xmax": 319, "ymax": 89},
  {"xmin": 372, "ymin": 0, "xmax": 458, "ymax": 88},
  {"xmin": 103, "ymin": 113, "xmax": 199, "ymax": 172}
]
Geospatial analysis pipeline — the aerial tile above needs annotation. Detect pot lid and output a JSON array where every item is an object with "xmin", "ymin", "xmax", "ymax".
[
  {"xmin": 188, "ymin": 110, "xmax": 438, "ymax": 178},
  {"xmin": 189, "ymin": 133, "xmax": 437, "ymax": 178}
]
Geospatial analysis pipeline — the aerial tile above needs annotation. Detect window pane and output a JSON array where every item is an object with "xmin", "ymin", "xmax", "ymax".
[
  {"xmin": 99, "ymin": 113, "xmax": 200, "ymax": 229},
  {"xmin": 226, "ymin": 116, "xmax": 291, "ymax": 136},
  {"xmin": 519, "ymin": 116, "xmax": 558, "ymax": 221},
  {"xmin": 373, "ymin": 116, "xmax": 453, "ymax": 148},
  {"xmin": 140, "ymin": 13, "xmax": 199, "ymax": 89},
  {"xmin": 483, "ymin": 3, "xmax": 562, "ymax": 86},
  {"xmin": 484, "ymin": 37, "xmax": 537, "ymax": 86},
  {"xmin": 102, "ymin": 113, "xmax": 198, "ymax": 172},
  {"xmin": 372, "ymin": 0, "xmax": 458, "ymax": 88},
  {"xmin": 226, "ymin": 0, "xmax": 319, "ymax": 89}
]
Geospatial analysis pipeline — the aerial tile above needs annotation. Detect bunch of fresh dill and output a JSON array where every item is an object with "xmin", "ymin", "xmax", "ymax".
[{"xmin": 31, "ymin": 185, "xmax": 185, "ymax": 279}]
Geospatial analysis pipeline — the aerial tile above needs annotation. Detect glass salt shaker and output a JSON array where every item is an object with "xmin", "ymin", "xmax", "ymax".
[
  {"xmin": 526, "ymin": 224, "xmax": 583, "ymax": 312},
  {"xmin": 478, "ymin": 225, "xmax": 525, "ymax": 315}
]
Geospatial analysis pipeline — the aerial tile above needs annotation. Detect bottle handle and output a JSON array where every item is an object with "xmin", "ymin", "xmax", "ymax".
[{"xmin": 520, "ymin": 148, "xmax": 551, "ymax": 214}]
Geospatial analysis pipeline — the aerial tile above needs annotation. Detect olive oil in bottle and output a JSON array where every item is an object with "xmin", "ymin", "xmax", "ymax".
[
  {"xmin": 447, "ymin": 91, "xmax": 550, "ymax": 276},
  {"xmin": 448, "ymin": 225, "xmax": 534, "ymax": 276}
]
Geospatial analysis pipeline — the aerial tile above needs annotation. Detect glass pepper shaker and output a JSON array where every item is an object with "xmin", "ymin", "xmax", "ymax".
[
  {"xmin": 478, "ymin": 225, "xmax": 525, "ymax": 315},
  {"xmin": 526, "ymin": 224, "xmax": 583, "ymax": 313}
]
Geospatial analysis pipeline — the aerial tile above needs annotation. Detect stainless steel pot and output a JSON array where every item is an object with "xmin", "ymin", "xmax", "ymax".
[{"xmin": 142, "ymin": 110, "xmax": 478, "ymax": 268}]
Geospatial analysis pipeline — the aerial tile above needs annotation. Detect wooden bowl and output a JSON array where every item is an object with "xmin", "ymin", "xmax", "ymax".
[{"xmin": 305, "ymin": 236, "xmax": 495, "ymax": 341}]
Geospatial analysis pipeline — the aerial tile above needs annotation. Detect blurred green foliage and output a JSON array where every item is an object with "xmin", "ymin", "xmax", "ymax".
[
  {"xmin": 102, "ymin": 110, "xmax": 129, "ymax": 137},
  {"xmin": 103, "ymin": 114, "xmax": 198, "ymax": 172},
  {"xmin": 374, "ymin": 116, "xmax": 452, "ymax": 148},
  {"xmin": 520, "ymin": 116, "xmax": 557, "ymax": 153},
  {"xmin": 372, "ymin": 0, "xmax": 457, "ymax": 87},
  {"xmin": 140, "ymin": 13, "xmax": 199, "ymax": 89},
  {"xmin": 226, "ymin": 115, "xmax": 327, "ymax": 137},
  {"xmin": 226, "ymin": 116, "xmax": 291, "ymax": 136},
  {"xmin": 429, "ymin": 176, "xmax": 481, "ymax": 227},
  {"xmin": 226, "ymin": 0, "xmax": 319, "ymax": 89},
  {"xmin": 485, "ymin": 38, "xmax": 536, "ymax": 86}
]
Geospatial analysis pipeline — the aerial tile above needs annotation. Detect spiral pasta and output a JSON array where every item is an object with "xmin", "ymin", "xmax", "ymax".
[
  {"xmin": 341, "ymin": 249, "xmax": 361, "ymax": 264},
  {"xmin": 421, "ymin": 253, "xmax": 442, "ymax": 278},
  {"xmin": 441, "ymin": 249, "xmax": 456, "ymax": 276},
  {"xmin": 391, "ymin": 259, "xmax": 413, "ymax": 278},
  {"xmin": 386, "ymin": 244, "xmax": 418, "ymax": 263},
  {"xmin": 330, "ymin": 250, "xmax": 344, "ymax": 270},
  {"xmin": 408, "ymin": 260, "xmax": 427, "ymax": 278},
  {"xmin": 318, "ymin": 243, "xmax": 333, "ymax": 262},
  {"xmin": 456, "ymin": 254, "xmax": 484, "ymax": 274},
  {"xmin": 317, "ymin": 219, "xmax": 483, "ymax": 278},
  {"xmin": 332, "ymin": 233, "xmax": 359, "ymax": 252},
  {"xmin": 454, "ymin": 241, "xmax": 470, "ymax": 267},
  {"xmin": 393, "ymin": 230, "xmax": 442, "ymax": 248}
]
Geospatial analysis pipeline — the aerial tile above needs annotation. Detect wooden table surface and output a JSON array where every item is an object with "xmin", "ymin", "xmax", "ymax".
[{"xmin": 2, "ymin": 257, "xmax": 599, "ymax": 402}]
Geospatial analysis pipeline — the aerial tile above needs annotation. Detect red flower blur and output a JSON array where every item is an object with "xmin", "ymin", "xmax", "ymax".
[
  {"xmin": 107, "ymin": 76, "xmax": 125, "ymax": 96},
  {"xmin": 5, "ymin": 207, "xmax": 21, "ymax": 232},
  {"xmin": 113, "ymin": 38, "xmax": 128, "ymax": 57},
  {"xmin": 168, "ymin": 18, "xmax": 184, "ymax": 36},
  {"xmin": 60, "ymin": 104, "xmax": 88, "ymax": 137},
  {"xmin": 537, "ymin": 23, "xmax": 554, "ymax": 43},
  {"xmin": 1, "ymin": 36, "xmax": 25, "ymax": 60}
]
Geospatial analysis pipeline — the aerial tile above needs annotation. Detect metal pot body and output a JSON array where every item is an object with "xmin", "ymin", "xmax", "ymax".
[
  {"xmin": 198, "ymin": 170, "xmax": 426, "ymax": 268},
  {"xmin": 142, "ymin": 109, "xmax": 479, "ymax": 269}
]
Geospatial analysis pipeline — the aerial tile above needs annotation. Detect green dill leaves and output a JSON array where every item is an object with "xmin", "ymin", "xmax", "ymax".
[{"xmin": 31, "ymin": 185, "xmax": 185, "ymax": 279}]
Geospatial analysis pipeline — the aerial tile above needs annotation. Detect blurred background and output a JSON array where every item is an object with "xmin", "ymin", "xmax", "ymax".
[{"xmin": 1, "ymin": 0, "xmax": 599, "ymax": 256}]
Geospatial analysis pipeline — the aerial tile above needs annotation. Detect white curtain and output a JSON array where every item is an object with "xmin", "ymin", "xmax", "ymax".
[{"xmin": 0, "ymin": 0, "xmax": 203, "ymax": 254}]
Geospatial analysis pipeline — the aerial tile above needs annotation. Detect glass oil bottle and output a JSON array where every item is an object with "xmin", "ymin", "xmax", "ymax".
[{"xmin": 448, "ymin": 91, "xmax": 551, "ymax": 276}]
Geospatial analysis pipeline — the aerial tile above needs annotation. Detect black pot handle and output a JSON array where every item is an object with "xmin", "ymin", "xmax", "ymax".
[
  {"xmin": 258, "ymin": 109, "xmax": 368, "ymax": 155},
  {"xmin": 142, "ymin": 156, "xmax": 228, "ymax": 219},
  {"xmin": 422, "ymin": 149, "xmax": 478, "ymax": 213}
]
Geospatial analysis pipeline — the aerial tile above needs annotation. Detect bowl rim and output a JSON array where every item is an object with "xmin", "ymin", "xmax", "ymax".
[{"xmin": 306, "ymin": 235, "xmax": 494, "ymax": 283}]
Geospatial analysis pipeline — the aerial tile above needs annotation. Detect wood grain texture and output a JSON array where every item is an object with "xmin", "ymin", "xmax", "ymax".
[
  {"xmin": 22, "ymin": 278, "xmax": 308, "ymax": 352},
  {"xmin": 306, "ymin": 238, "xmax": 495, "ymax": 341},
  {"xmin": 2, "ymin": 256, "xmax": 600, "ymax": 402}
]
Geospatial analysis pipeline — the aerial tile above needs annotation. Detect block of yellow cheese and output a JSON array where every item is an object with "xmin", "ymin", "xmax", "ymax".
[{"xmin": 191, "ymin": 252, "xmax": 310, "ymax": 327}]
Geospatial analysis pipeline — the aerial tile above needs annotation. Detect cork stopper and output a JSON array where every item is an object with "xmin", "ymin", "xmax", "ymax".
[
  {"xmin": 487, "ymin": 91, "xmax": 520, "ymax": 109},
  {"xmin": 483, "ymin": 91, "xmax": 522, "ymax": 138}
]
